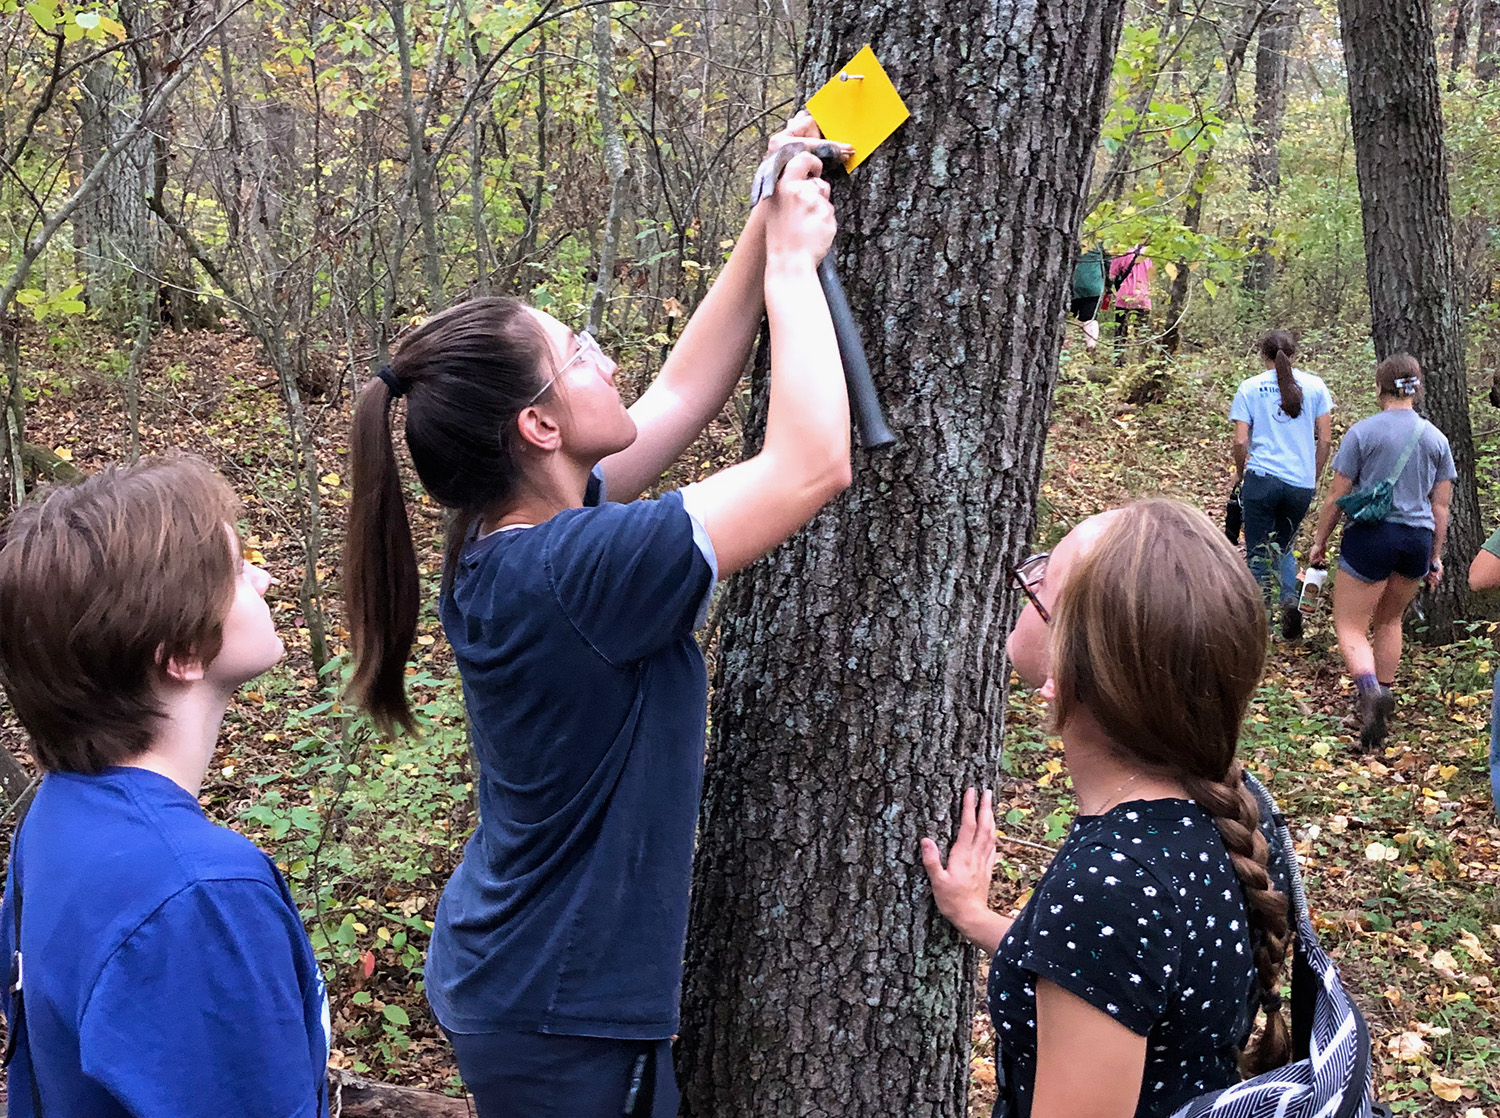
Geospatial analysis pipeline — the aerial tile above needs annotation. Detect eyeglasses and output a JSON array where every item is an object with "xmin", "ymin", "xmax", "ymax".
[
  {"xmin": 1007, "ymin": 552, "xmax": 1051, "ymax": 625},
  {"xmin": 526, "ymin": 331, "xmax": 604, "ymax": 406}
]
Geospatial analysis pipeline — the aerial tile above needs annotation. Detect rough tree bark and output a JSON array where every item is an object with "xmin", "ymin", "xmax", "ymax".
[
  {"xmin": 676, "ymin": 1, "xmax": 1126, "ymax": 1114},
  {"xmin": 587, "ymin": 8, "xmax": 630, "ymax": 337},
  {"xmin": 1450, "ymin": 0, "xmax": 1475, "ymax": 87},
  {"xmin": 1338, "ymin": 0, "xmax": 1483, "ymax": 641},
  {"xmin": 1244, "ymin": 0, "xmax": 1297, "ymax": 297},
  {"xmin": 1478, "ymin": 0, "xmax": 1500, "ymax": 81}
]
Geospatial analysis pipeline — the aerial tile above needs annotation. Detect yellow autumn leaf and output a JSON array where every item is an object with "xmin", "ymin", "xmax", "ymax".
[
  {"xmin": 243, "ymin": 547, "xmax": 266, "ymax": 565},
  {"xmin": 52, "ymin": 446, "xmax": 72, "ymax": 461},
  {"xmin": 1429, "ymin": 1073, "xmax": 1463, "ymax": 1102},
  {"xmin": 321, "ymin": 472, "xmax": 341, "ymax": 486}
]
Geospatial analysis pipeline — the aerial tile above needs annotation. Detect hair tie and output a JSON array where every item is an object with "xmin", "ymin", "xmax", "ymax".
[
  {"xmin": 1394, "ymin": 375, "xmax": 1420, "ymax": 396},
  {"xmin": 377, "ymin": 366, "xmax": 405, "ymax": 399},
  {"xmin": 1262, "ymin": 991, "xmax": 1284, "ymax": 1014}
]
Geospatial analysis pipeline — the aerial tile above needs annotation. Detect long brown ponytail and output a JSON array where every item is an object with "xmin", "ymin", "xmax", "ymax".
[
  {"xmin": 344, "ymin": 298, "xmax": 550, "ymax": 734},
  {"xmin": 1261, "ymin": 330, "xmax": 1302, "ymax": 419},
  {"xmin": 1050, "ymin": 499, "xmax": 1293, "ymax": 1074}
]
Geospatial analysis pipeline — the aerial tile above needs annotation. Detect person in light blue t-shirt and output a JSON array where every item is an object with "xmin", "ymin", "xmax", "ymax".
[
  {"xmin": 0, "ymin": 456, "xmax": 330, "ymax": 1118},
  {"xmin": 340, "ymin": 113, "xmax": 855, "ymax": 1118},
  {"xmin": 1229, "ymin": 330, "xmax": 1333, "ymax": 639}
]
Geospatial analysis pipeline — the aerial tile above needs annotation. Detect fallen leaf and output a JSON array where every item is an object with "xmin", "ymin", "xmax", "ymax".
[
  {"xmin": 1430, "ymin": 949, "xmax": 1463, "ymax": 980},
  {"xmin": 1430, "ymin": 1074, "xmax": 1463, "ymax": 1102},
  {"xmin": 1388, "ymin": 1032, "xmax": 1427, "ymax": 1062},
  {"xmin": 1457, "ymin": 929, "xmax": 1494, "ymax": 965}
]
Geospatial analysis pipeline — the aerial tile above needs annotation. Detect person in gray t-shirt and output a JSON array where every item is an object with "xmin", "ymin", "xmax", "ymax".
[{"xmin": 1309, "ymin": 355, "xmax": 1456, "ymax": 751}]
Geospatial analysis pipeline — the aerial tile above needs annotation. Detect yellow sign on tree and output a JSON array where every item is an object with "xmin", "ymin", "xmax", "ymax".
[{"xmin": 806, "ymin": 45, "xmax": 910, "ymax": 171}]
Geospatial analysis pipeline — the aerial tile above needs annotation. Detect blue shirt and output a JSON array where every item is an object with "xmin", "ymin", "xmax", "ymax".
[
  {"xmin": 427, "ymin": 486, "xmax": 717, "ymax": 1039},
  {"xmin": 0, "ymin": 768, "xmax": 330, "ymax": 1118},
  {"xmin": 1229, "ymin": 369, "xmax": 1333, "ymax": 490}
]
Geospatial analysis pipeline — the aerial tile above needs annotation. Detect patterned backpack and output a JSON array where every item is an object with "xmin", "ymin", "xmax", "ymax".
[{"xmin": 1170, "ymin": 776, "xmax": 1391, "ymax": 1118}]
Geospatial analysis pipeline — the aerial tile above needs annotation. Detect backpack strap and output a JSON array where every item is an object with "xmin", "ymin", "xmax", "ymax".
[
  {"xmin": 1386, "ymin": 419, "xmax": 1427, "ymax": 487},
  {"xmin": 1111, "ymin": 246, "xmax": 1144, "ymax": 291},
  {"xmin": 3, "ymin": 811, "xmax": 45, "ymax": 1117},
  {"xmin": 1243, "ymin": 773, "xmax": 1316, "ymax": 1062}
]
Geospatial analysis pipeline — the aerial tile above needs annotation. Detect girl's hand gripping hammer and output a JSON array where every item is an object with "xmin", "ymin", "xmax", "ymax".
[{"xmin": 750, "ymin": 140, "xmax": 896, "ymax": 449}]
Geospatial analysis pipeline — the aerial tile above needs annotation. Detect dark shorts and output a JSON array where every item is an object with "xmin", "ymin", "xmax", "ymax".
[
  {"xmin": 1071, "ymin": 295, "xmax": 1102, "ymax": 321},
  {"xmin": 1339, "ymin": 519, "xmax": 1434, "ymax": 583},
  {"xmin": 443, "ymin": 1028, "xmax": 678, "ymax": 1118}
]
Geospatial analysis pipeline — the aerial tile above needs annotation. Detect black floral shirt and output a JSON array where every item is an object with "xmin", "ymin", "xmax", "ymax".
[{"xmin": 987, "ymin": 798, "xmax": 1278, "ymax": 1118}]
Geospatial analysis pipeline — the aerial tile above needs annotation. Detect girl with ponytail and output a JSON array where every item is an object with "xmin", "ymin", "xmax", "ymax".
[
  {"xmin": 344, "ymin": 116, "xmax": 852, "ymax": 1116},
  {"xmin": 922, "ymin": 500, "xmax": 1292, "ymax": 1118},
  {"xmin": 1229, "ymin": 330, "xmax": 1334, "ymax": 640}
]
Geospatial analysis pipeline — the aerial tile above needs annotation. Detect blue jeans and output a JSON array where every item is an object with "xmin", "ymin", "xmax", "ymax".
[
  {"xmin": 1241, "ymin": 470, "xmax": 1315, "ymax": 606},
  {"xmin": 1491, "ymin": 670, "xmax": 1500, "ymax": 818},
  {"xmin": 443, "ymin": 1029, "xmax": 678, "ymax": 1118}
]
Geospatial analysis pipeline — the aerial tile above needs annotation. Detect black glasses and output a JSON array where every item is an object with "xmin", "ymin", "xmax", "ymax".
[{"xmin": 1008, "ymin": 553, "xmax": 1051, "ymax": 624}]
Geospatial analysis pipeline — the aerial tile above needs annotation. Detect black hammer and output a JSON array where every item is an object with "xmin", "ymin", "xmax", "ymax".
[{"xmin": 750, "ymin": 141, "xmax": 896, "ymax": 449}]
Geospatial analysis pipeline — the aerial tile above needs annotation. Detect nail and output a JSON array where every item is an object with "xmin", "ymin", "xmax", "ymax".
[{"xmin": 838, "ymin": 72, "xmax": 864, "ymax": 82}]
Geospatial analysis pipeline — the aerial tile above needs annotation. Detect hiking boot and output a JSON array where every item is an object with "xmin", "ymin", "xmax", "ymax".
[
  {"xmin": 1358, "ymin": 685, "xmax": 1395, "ymax": 752},
  {"xmin": 1280, "ymin": 603, "xmax": 1303, "ymax": 641}
]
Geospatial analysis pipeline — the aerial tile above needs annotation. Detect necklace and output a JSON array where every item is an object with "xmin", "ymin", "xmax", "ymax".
[{"xmin": 1085, "ymin": 771, "xmax": 1143, "ymax": 816}]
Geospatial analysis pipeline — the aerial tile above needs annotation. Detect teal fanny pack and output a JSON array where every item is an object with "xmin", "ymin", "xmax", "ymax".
[{"xmin": 1336, "ymin": 421, "xmax": 1426, "ymax": 524}]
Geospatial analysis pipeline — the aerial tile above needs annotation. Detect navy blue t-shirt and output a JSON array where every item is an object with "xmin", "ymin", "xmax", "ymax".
[
  {"xmin": 0, "ymin": 767, "xmax": 330, "ymax": 1117},
  {"xmin": 426, "ymin": 485, "xmax": 717, "ymax": 1039}
]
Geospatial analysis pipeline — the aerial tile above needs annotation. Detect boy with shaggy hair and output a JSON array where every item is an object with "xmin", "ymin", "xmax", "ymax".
[{"xmin": 0, "ymin": 456, "xmax": 329, "ymax": 1117}]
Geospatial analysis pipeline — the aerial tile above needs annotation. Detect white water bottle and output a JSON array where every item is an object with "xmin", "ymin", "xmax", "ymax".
[{"xmin": 1298, "ymin": 564, "xmax": 1328, "ymax": 616}]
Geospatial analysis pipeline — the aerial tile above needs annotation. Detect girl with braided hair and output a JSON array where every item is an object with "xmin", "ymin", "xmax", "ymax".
[{"xmin": 922, "ymin": 500, "xmax": 1292, "ymax": 1118}]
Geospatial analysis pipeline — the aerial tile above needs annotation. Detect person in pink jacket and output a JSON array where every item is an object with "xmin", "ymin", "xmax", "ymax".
[{"xmin": 1110, "ymin": 245, "xmax": 1154, "ymax": 358}]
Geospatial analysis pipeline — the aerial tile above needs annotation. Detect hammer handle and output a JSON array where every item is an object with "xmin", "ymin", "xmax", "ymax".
[{"xmin": 817, "ymin": 255, "xmax": 896, "ymax": 449}]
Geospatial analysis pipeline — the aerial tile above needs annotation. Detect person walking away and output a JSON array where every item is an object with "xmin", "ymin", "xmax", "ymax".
[
  {"xmin": 1110, "ymin": 245, "xmax": 1153, "ymax": 360},
  {"xmin": 921, "ymin": 501, "xmax": 1292, "ymax": 1118},
  {"xmin": 341, "ymin": 114, "xmax": 852, "ymax": 1117},
  {"xmin": 1070, "ymin": 243, "xmax": 1107, "ymax": 352},
  {"xmin": 1230, "ymin": 330, "xmax": 1334, "ymax": 639},
  {"xmin": 1309, "ymin": 355, "xmax": 1455, "ymax": 752},
  {"xmin": 0, "ymin": 456, "xmax": 330, "ymax": 1118},
  {"xmin": 1468, "ymin": 534, "xmax": 1500, "ymax": 817}
]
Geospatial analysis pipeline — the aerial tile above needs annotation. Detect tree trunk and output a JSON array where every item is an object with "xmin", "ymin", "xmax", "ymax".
[
  {"xmin": 1338, "ymin": 0, "xmax": 1483, "ymax": 642},
  {"xmin": 1158, "ymin": 0, "xmax": 1268, "ymax": 357},
  {"xmin": 587, "ymin": 9, "xmax": 630, "ymax": 337},
  {"xmin": 1245, "ymin": 0, "xmax": 1298, "ymax": 296},
  {"xmin": 1450, "ymin": 0, "xmax": 1475, "ymax": 87},
  {"xmin": 676, "ymin": 1, "xmax": 1127, "ymax": 1114},
  {"xmin": 76, "ymin": 60, "xmax": 154, "ymax": 328},
  {"xmin": 390, "ymin": 0, "xmax": 444, "ymax": 308},
  {"xmin": 1478, "ymin": 0, "xmax": 1500, "ymax": 81}
]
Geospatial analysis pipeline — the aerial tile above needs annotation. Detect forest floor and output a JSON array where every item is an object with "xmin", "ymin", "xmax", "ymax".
[{"xmin": 2, "ymin": 319, "xmax": 1498, "ymax": 1115}]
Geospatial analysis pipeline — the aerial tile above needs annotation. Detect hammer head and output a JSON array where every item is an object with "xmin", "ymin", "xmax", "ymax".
[{"xmin": 749, "ymin": 140, "xmax": 850, "ymax": 208}]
